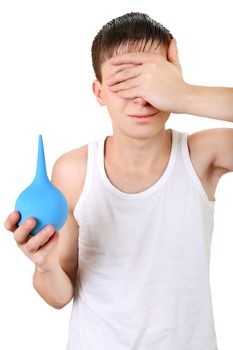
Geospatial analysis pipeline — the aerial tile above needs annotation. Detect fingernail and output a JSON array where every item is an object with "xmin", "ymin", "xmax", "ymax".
[
  {"xmin": 46, "ymin": 225, "xmax": 54, "ymax": 233},
  {"xmin": 13, "ymin": 210, "xmax": 19, "ymax": 217},
  {"xmin": 26, "ymin": 220, "xmax": 33, "ymax": 227}
]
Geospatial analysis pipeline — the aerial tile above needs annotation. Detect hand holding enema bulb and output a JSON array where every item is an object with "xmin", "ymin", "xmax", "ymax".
[{"xmin": 15, "ymin": 135, "xmax": 68, "ymax": 235}]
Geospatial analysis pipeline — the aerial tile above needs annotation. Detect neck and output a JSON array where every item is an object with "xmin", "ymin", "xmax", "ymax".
[{"xmin": 105, "ymin": 128, "xmax": 172, "ymax": 173}]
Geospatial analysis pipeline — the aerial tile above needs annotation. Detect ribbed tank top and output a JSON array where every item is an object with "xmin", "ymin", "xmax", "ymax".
[{"xmin": 67, "ymin": 128, "xmax": 218, "ymax": 350}]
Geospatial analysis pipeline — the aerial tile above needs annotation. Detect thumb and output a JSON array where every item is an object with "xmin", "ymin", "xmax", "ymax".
[{"xmin": 167, "ymin": 38, "xmax": 181, "ymax": 69}]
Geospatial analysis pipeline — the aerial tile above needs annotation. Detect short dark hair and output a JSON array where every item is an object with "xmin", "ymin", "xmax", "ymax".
[{"xmin": 91, "ymin": 12, "xmax": 173, "ymax": 83}]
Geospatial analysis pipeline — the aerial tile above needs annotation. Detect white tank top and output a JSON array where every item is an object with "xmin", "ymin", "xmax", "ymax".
[{"xmin": 67, "ymin": 128, "xmax": 218, "ymax": 350}]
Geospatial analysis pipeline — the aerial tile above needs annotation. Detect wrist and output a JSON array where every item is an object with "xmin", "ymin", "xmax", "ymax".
[
  {"xmin": 178, "ymin": 83, "xmax": 196, "ymax": 114},
  {"xmin": 180, "ymin": 84, "xmax": 200, "ymax": 115},
  {"xmin": 35, "ymin": 262, "xmax": 61, "ymax": 274}
]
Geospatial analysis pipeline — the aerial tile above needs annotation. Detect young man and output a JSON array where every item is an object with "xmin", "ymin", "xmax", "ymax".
[{"xmin": 4, "ymin": 12, "xmax": 233, "ymax": 350}]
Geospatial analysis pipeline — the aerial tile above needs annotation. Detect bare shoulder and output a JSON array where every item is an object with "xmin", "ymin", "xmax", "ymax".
[
  {"xmin": 50, "ymin": 144, "xmax": 88, "ymax": 289},
  {"xmin": 187, "ymin": 128, "xmax": 232, "ymax": 201},
  {"xmin": 188, "ymin": 127, "xmax": 233, "ymax": 176},
  {"xmin": 187, "ymin": 129, "xmax": 215, "ymax": 174},
  {"xmin": 51, "ymin": 144, "xmax": 88, "ymax": 212}
]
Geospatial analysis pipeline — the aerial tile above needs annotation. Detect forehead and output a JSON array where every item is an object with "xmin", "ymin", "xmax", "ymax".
[{"xmin": 101, "ymin": 40, "xmax": 167, "ymax": 78}]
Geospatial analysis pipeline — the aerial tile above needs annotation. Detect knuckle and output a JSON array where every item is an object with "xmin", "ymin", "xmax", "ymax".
[
  {"xmin": 13, "ymin": 233, "xmax": 21, "ymax": 244},
  {"xmin": 13, "ymin": 230, "xmax": 21, "ymax": 242},
  {"xmin": 146, "ymin": 61, "xmax": 153, "ymax": 69},
  {"xmin": 149, "ymin": 62, "xmax": 156, "ymax": 72},
  {"xmin": 14, "ymin": 227, "xmax": 29, "ymax": 243},
  {"xmin": 16, "ymin": 236, "xmax": 26, "ymax": 245},
  {"xmin": 144, "ymin": 82, "xmax": 150, "ymax": 92},
  {"xmin": 4, "ymin": 220, "xmax": 11, "ymax": 231},
  {"xmin": 34, "ymin": 255, "xmax": 46, "ymax": 267},
  {"xmin": 125, "ymin": 80, "xmax": 130, "ymax": 87},
  {"xmin": 145, "ymin": 71, "xmax": 151, "ymax": 80},
  {"xmin": 26, "ymin": 239, "xmax": 35, "ymax": 253}
]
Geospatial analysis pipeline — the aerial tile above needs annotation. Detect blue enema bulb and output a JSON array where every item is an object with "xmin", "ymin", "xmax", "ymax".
[{"xmin": 15, "ymin": 135, "xmax": 68, "ymax": 235}]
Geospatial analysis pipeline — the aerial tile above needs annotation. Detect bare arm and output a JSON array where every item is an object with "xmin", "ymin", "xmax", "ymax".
[
  {"xmin": 106, "ymin": 40, "xmax": 233, "ymax": 122},
  {"xmin": 5, "ymin": 147, "xmax": 85, "ymax": 309},
  {"xmin": 4, "ymin": 210, "xmax": 73, "ymax": 309},
  {"xmin": 32, "ymin": 212, "xmax": 79, "ymax": 309},
  {"xmin": 32, "ymin": 151, "xmax": 81, "ymax": 308},
  {"xmin": 182, "ymin": 85, "xmax": 233, "ymax": 122}
]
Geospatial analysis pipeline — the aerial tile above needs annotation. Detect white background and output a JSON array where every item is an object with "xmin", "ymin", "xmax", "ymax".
[{"xmin": 0, "ymin": 0, "xmax": 232, "ymax": 349}]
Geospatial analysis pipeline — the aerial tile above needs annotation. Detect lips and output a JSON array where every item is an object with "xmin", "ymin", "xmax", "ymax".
[
  {"xmin": 129, "ymin": 113, "xmax": 155, "ymax": 118},
  {"xmin": 128, "ymin": 111, "xmax": 160, "ymax": 118}
]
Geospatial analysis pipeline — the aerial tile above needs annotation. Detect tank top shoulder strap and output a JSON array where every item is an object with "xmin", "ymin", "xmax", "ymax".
[{"xmin": 73, "ymin": 139, "xmax": 96, "ymax": 218}]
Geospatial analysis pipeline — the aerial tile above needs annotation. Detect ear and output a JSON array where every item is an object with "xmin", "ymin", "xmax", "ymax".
[
  {"xmin": 167, "ymin": 38, "xmax": 182, "ymax": 70},
  {"xmin": 92, "ymin": 80, "xmax": 106, "ymax": 106}
]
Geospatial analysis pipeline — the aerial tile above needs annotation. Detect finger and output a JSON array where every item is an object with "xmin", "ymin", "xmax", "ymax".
[
  {"xmin": 105, "ymin": 63, "xmax": 139, "ymax": 82},
  {"xmin": 110, "ymin": 63, "xmax": 139, "ymax": 71},
  {"xmin": 108, "ymin": 78, "xmax": 139, "ymax": 92},
  {"xmin": 106, "ymin": 66, "xmax": 141, "ymax": 86},
  {"xmin": 109, "ymin": 52, "xmax": 147, "ymax": 65},
  {"xmin": 33, "ymin": 232, "xmax": 59, "ymax": 264},
  {"xmin": 115, "ymin": 86, "xmax": 140, "ymax": 99},
  {"xmin": 4, "ymin": 211, "xmax": 21, "ymax": 232},
  {"xmin": 26, "ymin": 225, "xmax": 56, "ymax": 254},
  {"xmin": 13, "ymin": 217, "xmax": 37, "ymax": 244}
]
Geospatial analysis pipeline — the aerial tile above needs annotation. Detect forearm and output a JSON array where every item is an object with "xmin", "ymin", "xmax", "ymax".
[
  {"xmin": 182, "ymin": 85, "xmax": 233, "ymax": 122},
  {"xmin": 33, "ymin": 263, "xmax": 74, "ymax": 309}
]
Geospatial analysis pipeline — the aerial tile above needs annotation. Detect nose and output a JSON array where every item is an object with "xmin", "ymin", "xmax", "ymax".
[{"xmin": 133, "ymin": 97, "xmax": 149, "ymax": 105}]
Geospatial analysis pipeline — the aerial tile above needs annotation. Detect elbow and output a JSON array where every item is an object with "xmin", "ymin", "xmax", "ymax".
[
  {"xmin": 52, "ymin": 298, "xmax": 73, "ymax": 310},
  {"xmin": 42, "ymin": 292, "xmax": 74, "ymax": 310},
  {"xmin": 33, "ymin": 282, "xmax": 74, "ymax": 309}
]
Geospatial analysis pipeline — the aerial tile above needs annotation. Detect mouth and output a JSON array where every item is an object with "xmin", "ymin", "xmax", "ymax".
[
  {"xmin": 128, "ymin": 112, "xmax": 159, "ymax": 121},
  {"xmin": 129, "ymin": 113, "xmax": 155, "ymax": 117}
]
